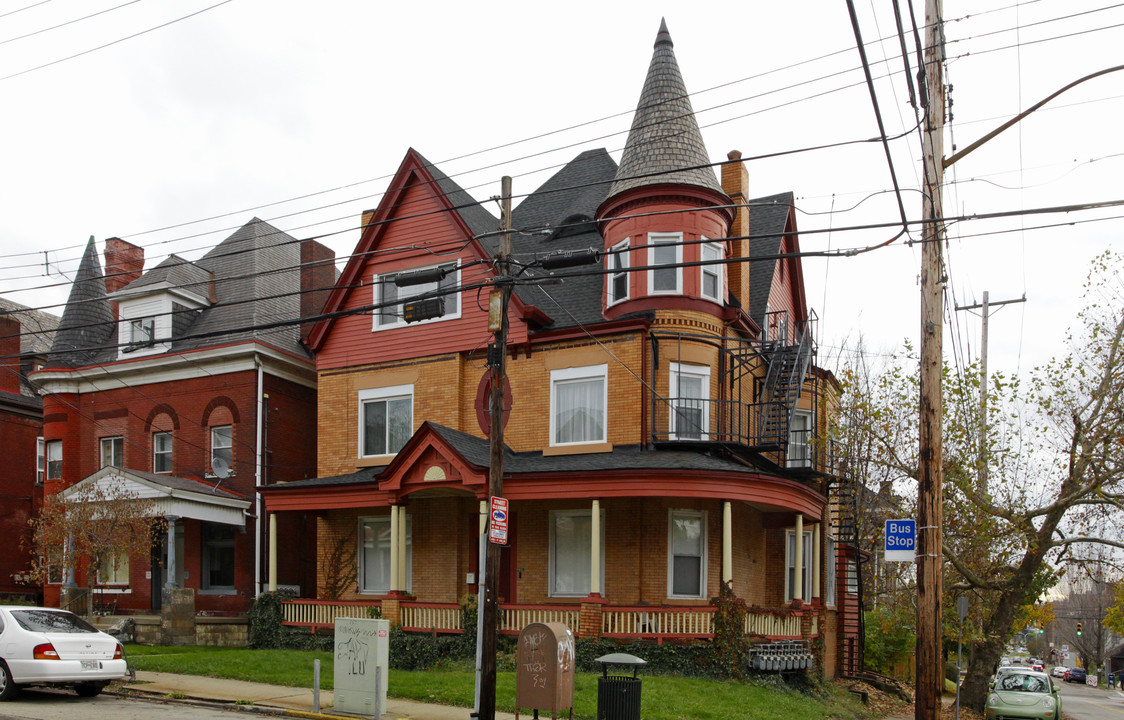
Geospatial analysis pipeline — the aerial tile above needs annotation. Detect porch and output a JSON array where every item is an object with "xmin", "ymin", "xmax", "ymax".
[{"xmin": 280, "ymin": 598, "xmax": 820, "ymax": 643}]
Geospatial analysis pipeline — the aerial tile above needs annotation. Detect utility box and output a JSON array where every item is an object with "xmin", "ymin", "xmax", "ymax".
[
  {"xmin": 334, "ymin": 617, "xmax": 390, "ymax": 717},
  {"xmin": 516, "ymin": 622, "xmax": 575, "ymax": 720}
]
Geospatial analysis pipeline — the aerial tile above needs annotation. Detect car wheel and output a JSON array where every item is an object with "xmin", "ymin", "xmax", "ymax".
[
  {"xmin": 0, "ymin": 661, "xmax": 19, "ymax": 701},
  {"xmin": 74, "ymin": 682, "xmax": 106, "ymax": 698}
]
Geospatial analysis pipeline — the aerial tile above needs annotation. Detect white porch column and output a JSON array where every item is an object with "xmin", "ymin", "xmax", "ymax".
[
  {"xmin": 722, "ymin": 501, "xmax": 733, "ymax": 585},
  {"xmin": 590, "ymin": 499, "xmax": 601, "ymax": 596},
  {"xmin": 793, "ymin": 514, "xmax": 804, "ymax": 602},
  {"xmin": 389, "ymin": 506, "xmax": 400, "ymax": 593},
  {"xmin": 165, "ymin": 516, "xmax": 179, "ymax": 589},
  {"xmin": 398, "ymin": 506, "xmax": 408, "ymax": 591},
  {"xmin": 812, "ymin": 522, "xmax": 821, "ymax": 600},
  {"xmin": 268, "ymin": 513, "xmax": 278, "ymax": 592},
  {"xmin": 479, "ymin": 500, "xmax": 487, "ymax": 535}
]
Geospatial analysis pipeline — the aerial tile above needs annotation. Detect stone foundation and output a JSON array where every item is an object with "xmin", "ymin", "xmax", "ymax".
[
  {"xmin": 161, "ymin": 588, "xmax": 196, "ymax": 646},
  {"xmin": 195, "ymin": 616, "xmax": 249, "ymax": 647}
]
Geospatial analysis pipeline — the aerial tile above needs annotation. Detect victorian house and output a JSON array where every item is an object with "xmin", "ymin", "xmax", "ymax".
[{"xmin": 261, "ymin": 22, "xmax": 862, "ymax": 677}]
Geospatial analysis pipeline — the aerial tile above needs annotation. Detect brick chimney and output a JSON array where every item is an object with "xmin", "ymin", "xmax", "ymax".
[
  {"xmin": 0, "ymin": 316, "xmax": 21, "ymax": 394},
  {"xmin": 721, "ymin": 150, "xmax": 751, "ymax": 312},
  {"xmin": 300, "ymin": 240, "xmax": 336, "ymax": 343},
  {"xmin": 104, "ymin": 237, "xmax": 145, "ymax": 322}
]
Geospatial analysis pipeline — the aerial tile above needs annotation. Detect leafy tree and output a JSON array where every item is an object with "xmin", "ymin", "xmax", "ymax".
[
  {"xmin": 25, "ymin": 477, "xmax": 165, "ymax": 612},
  {"xmin": 833, "ymin": 252, "xmax": 1124, "ymax": 709}
]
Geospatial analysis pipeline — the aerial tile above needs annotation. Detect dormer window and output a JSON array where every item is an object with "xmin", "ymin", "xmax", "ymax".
[
  {"xmin": 128, "ymin": 317, "xmax": 155, "ymax": 348},
  {"xmin": 648, "ymin": 233, "xmax": 682, "ymax": 294}
]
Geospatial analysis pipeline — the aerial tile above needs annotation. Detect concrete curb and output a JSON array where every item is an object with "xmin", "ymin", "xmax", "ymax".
[{"xmin": 112, "ymin": 684, "xmax": 356, "ymax": 720}]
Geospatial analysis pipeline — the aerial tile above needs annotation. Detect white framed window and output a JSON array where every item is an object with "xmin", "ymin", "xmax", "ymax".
[
  {"xmin": 201, "ymin": 523, "xmax": 235, "ymax": 592},
  {"xmin": 669, "ymin": 363, "xmax": 710, "ymax": 440},
  {"xmin": 607, "ymin": 239, "xmax": 630, "ymax": 305},
  {"xmin": 667, "ymin": 510, "xmax": 707, "ymax": 598},
  {"xmin": 46, "ymin": 440, "xmax": 62, "ymax": 480},
  {"xmin": 100, "ymin": 436, "xmax": 124, "ymax": 468},
  {"xmin": 788, "ymin": 411, "xmax": 812, "ymax": 468},
  {"xmin": 548, "ymin": 509, "xmax": 606, "ymax": 597},
  {"xmin": 825, "ymin": 534, "xmax": 837, "ymax": 607},
  {"xmin": 97, "ymin": 552, "xmax": 129, "ymax": 585},
  {"xmin": 359, "ymin": 515, "xmax": 411, "ymax": 594},
  {"xmin": 211, "ymin": 426, "xmax": 233, "ymax": 470},
  {"xmin": 36, "ymin": 437, "xmax": 44, "ymax": 484},
  {"xmin": 372, "ymin": 263, "xmax": 460, "ymax": 329},
  {"xmin": 700, "ymin": 241, "xmax": 724, "ymax": 302},
  {"xmin": 128, "ymin": 316, "xmax": 155, "ymax": 347},
  {"xmin": 846, "ymin": 558, "xmax": 859, "ymax": 594},
  {"xmin": 153, "ymin": 431, "xmax": 172, "ymax": 474},
  {"xmin": 358, "ymin": 385, "xmax": 414, "ymax": 458},
  {"xmin": 648, "ymin": 233, "xmax": 682, "ymax": 294},
  {"xmin": 550, "ymin": 365, "xmax": 607, "ymax": 446},
  {"xmin": 785, "ymin": 528, "xmax": 814, "ymax": 602}
]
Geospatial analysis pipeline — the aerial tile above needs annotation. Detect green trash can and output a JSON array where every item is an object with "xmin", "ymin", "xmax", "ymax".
[{"xmin": 595, "ymin": 653, "xmax": 646, "ymax": 720}]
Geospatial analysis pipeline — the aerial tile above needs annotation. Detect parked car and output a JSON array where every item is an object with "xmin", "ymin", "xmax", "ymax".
[
  {"xmin": 1031, "ymin": 664, "xmax": 1045, "ymax": 673},
  {"xmin": 992, "ymin": 665, "xmax": 1035, "ymax": 689},
  {"xmin": 0, "ymin": 607, "xmax": 126, "ymax": 701},
  {"xmin": 986, "ymin": 670, "xmax": 1062, "ymax": 720},
  {"xmin": 1051, "ymin": 666, "xmax": 1068, "ymax": 678},
  {"xmin": 1064, "ymin": 667, "xmax": 1087, "ymax": 683}
]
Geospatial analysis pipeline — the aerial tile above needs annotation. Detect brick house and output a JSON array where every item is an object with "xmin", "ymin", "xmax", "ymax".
[
  {"xmin": 261, "ymin": 21, "xmax": 862, "ymax": 676},
  {"xmin": 31, "ymin": 221, "xmax": 333, "ymax": 614},
  {"xmin": 0, "ymin": 299, "xmax": 59, "ymax": 601}
]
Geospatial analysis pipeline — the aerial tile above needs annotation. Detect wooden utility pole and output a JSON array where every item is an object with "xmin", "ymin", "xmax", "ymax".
[
  {"xmin": 479, "ymin": 176, "xmax": 513, "ymax": 720},
  {"xmin": 917, "ymin": 0, "xmax": 945, "ymax": 716}
]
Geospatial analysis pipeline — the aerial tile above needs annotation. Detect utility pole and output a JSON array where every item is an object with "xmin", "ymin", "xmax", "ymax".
[
  {"xmin": 954, "ymin": 292, "xmax": 1026, "ymax": 489},
  {"xmin": 479, "ymin": 176, "xmax": 513, "ymax": 720},
  {"xmin": 917, "ymin": 0, "xmax": 945, "ymax": 716}
]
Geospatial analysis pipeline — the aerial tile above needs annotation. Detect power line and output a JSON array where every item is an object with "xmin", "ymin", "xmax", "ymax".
[{"xmin": 0, "ymin": 0, "xmax": 145, "ymax": 46}]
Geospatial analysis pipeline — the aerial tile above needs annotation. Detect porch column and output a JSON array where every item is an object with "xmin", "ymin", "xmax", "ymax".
[
  {"xmin": 165, "ymin": 516, "xmax": 179, "ymax": 589},
  {"xmin": 812, "ymin": 523, "xmax": 821, "ymax": 601},
  {"xmin": 722, "ymin": 501, "xmax": 733, "ymax": 585},
  {"xmin": 62, "ymin": 534, "xmax": 76, "ymax": 588},
  {"xmin": 268, "ymin": 513, "xmax": 278, "ymax": 592},
  {"xmin": 793, "ymin": 513, "xmax": 804, "ymax": 603},
  {"xmin": 398, "ymin": 506, "xmax": 408, "ymax": 592},
  {"xmin": 590, "ymin": 499, "xmax": 601, "ymax": 596},
  {"xmin": 389, "ymin": 506, "xmax": 400, "ymax": 593}
]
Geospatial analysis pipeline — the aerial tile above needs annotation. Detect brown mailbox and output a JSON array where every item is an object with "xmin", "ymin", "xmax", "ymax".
[{"xmin": 516, "ymin": 621, "xmax": 575, "ymax": 720}]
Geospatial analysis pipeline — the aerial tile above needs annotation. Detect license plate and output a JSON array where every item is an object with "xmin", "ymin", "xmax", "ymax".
[{"xmin": 81, "ymin": 660, "xmax": 100, "ymax": 670}]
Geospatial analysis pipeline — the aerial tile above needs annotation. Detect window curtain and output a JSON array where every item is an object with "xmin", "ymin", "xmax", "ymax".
[
  {"xmin": 555, "ymin": 378, "xmax": 604, "ymax": 443},
  {"xmin": 552, "ymin": 514, "xmax": 592, "ymax": 595}
]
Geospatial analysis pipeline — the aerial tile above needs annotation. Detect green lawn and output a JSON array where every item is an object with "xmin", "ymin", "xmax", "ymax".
[{"xmin": 125, "ymin": 646, "xmax": 871, "ymax": 720}]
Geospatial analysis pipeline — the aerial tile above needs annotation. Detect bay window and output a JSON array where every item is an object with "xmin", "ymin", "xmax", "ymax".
[
  {"xmin": 669, "ymin": 363, "xmax": 709, "ymax": 440},
  {"xmin": 648, "ymin": 233, "xmax": 682, "ymax": 294},
  {"xmin": 607, "ymin": 239, "xmax": 629, "ymax": 305},
  {"xmin": 701, "ymin": 241, "xmax": 724, "ymax": 301}
]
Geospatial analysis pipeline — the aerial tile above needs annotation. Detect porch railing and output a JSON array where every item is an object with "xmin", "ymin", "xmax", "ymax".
[
  {"xmin": 602, "ymin": 605, "xmax": 715, "ymax": 638},
  {"xmin": 500, "ymin": 604, "xmax": 581, "ymax": 634},
  {"xmin": 401, "ymin": 602, "xmax": 461, "ymax": 633},
  {"xmin": 282, "ymin": 599, "xmax": 381, "ymax": 628}
]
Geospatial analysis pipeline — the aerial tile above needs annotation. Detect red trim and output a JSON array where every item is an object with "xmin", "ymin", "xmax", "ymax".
[
  {"xmin": 529, "ymin": 317, "xmax": 650, "ymax": 343},
  {"xmin": 603, "ymin": 295, "xmax": 724, "ymax": 321},
  {"xmin": 596, "ymin": 184, "xmax": 735, "ymax": 231},
  {"xmin": 522, "ymin": 305, "xmax": 552, "ymax": 327}
]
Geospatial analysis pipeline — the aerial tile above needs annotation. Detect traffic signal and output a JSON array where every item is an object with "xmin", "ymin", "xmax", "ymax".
[{"xmin": 1077, "ymin": 622, "xmax": 1083, "ymax": 636}]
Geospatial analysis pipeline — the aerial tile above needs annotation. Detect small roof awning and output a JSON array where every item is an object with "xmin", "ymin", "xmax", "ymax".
[{"xmin": 62, "ymin": 466, "xmax": 252, "ymax": 527}]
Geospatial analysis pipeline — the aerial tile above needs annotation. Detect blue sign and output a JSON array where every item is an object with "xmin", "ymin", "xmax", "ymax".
[{"xmin": 885, "ymin": 519, "xmax": 916, "ymax": 562}]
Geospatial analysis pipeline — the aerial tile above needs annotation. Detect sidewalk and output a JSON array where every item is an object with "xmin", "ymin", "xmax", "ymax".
[{"xmin": 116, "ymin": 670, "xmax": 516, "ymax": 720}]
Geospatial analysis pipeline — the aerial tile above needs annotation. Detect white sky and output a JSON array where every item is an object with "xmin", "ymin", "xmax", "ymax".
[{"xmin": 1, "ymin": 0, "xmax": 1122, "ymax": 380}]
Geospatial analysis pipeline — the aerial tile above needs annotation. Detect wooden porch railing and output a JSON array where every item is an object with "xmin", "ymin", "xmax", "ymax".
[
  {"xmin": 401, "ymin": 602, "xmax": 461, "ymax": 633},
  {"xmin": 499, "ymin": 604, "xmax": 581, "ymax": 634},
  {"xmin": 602, "ymin": 605, "xmax": 715, "ymax": 639},
  {"xmin": 282, "ymin": 599, "xmax": 382, "ymax": 628}
]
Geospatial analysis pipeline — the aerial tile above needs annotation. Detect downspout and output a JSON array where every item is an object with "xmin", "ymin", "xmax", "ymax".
[{"xmin": 255, "ymin": 354, "xmax": 265, "ymax": 597}]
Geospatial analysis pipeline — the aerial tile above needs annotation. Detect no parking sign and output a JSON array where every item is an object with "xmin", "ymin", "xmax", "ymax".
[{"xmin": 489, "ymin": 496, "xmax": 509, "ymax": 545}]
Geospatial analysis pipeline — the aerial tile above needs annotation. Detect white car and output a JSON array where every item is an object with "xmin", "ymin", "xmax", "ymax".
[
  {"xmin": 1052, "ymin": 666, "xmax": 1067, "ymax": 678},
  {"xmin": 0, "ymin": 606, "xmax": 126, "ymax": 700}
]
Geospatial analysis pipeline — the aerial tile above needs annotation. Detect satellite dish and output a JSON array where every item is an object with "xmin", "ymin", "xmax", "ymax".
[{"xmin": 211, "ymin": 455, "xmax": 230, "ymax": 479}]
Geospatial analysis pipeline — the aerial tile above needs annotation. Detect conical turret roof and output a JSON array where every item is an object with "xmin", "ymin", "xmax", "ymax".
[
  {"xmin": 48, "ymin": 237, "xmax": 115, "ymax": 367},
  {"xmin": 605, "ymin": 19, "xmax": 724, "ymax": 200}
]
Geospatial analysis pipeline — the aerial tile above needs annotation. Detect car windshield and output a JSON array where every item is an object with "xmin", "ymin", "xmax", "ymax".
[
  {"xmin": 11, "ymin": 609, "xmax": 98, "ymax": 634},
  {"xmin": 998, "ymin": 674, "xmax": 1050, "ymax": 693}
]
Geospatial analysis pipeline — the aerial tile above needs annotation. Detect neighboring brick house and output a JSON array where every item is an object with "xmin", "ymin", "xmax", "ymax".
[
  {"xmin": 261, "ymin": 21, "xmax": 861, "ymax": 676},
  {"xmin": 31, "ymin": 221, "xmax": 332, "ymax": 614},
  {"xmin": 0, "ymin": 299, "xmax": 59, "ymax": 601}
]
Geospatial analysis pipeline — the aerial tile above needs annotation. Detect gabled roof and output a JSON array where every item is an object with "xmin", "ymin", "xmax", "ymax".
[
  {"xmin": 115, "ymin": 253, "xmax": 212, "ymax": 299},
  {"xmin": 747, "ymin": 192, "xmax": 806, "ymax": 328},
  {"xmin": 604, "ymin": 19, "xmax": 724, "ymax": 202},
  {"xmin": 47, "ymin": 237, "xmax": 116, "ymax": 368}
]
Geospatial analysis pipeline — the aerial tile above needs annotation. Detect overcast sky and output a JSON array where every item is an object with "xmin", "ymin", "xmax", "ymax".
[{"xmin": 2, "ymin": 0, "xmax": 1122, "ymax": 381}]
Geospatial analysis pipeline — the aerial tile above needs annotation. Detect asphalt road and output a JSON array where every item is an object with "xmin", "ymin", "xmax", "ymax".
[
  {"xmin": 1053, "ymin": 677, "xmax": 1124, "ymax": 720},
  {"xmin": 0, "ymin": 687, "xmax": 248, "ymax": 720}
]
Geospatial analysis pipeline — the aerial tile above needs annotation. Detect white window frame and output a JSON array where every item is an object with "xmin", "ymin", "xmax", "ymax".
[
  {"xmin": 606, "ymin": 239, "xmax": 630, "ymax": 306},
  {"xmin": 825, "ymin": 533, "xmax": 837, "ymax": 607},
  {"xmin": 648, "ymin": 233, "xmax": 682, "ymax": 295},
  {"xmin": 372, "ymin": 263, "xmax": 460, "ymax": 330},
  {"xmin": 669, "ymin": 363, "xmax": 710, "ymax": 440},
  {"xmin": 548, "ymin": 509, "xmax": 606, "ymax": 597},
  {"xmin": 153, "ymin": 431, "xmax": 172, "ymax": 474},
  {"xmin": 36, "ymin": 437, "xmax": 44, "ymax": 484},
  {"xmin": 667, "ymin": 509, "xmax": 708, "ymax": 599},
  {"xmin": 549, "ymin": 364, "xmax": 608, "ymax": 447},
  {"xmin": 211, "ymin": 425, "xmax": 233, "ymax": 470},
  {"xmin": 129, "ymin": 316, "xmax": 155, "ymax": 347},
  {"xmin": 358, "ymin": 515, "xmax": 412, "ymax": 594},
  {"xmin": 46, "ymin": 440, "xmax": 62, "ymax": 480},
  {"xmin": 788, "ymin": 410, "xmax": 813, "ymax": 468},
  {"xmin": 700, "ymin": 241, "xmax": 724, "ymax": 302},
  {"xmin": 785, "ymin": 528, "xmax": 814, "ymax": 603},
  {"xmin": 96, "ymin": 552, "xmax": 130, "ymax": 585},
  {"xmin": 100, "ymin": 436, "xmax": 124, "ymax": 468},
  {"xmin": 358, "ymin": 384, "xmax": 414, "ymax": 458}
]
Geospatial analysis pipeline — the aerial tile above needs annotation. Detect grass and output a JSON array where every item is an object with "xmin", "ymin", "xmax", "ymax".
[{"xmin": 124, "ymin": 646, "xmax": 869, "ymax": 720}]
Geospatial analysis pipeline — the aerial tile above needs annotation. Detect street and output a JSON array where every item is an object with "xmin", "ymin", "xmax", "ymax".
[
  {"xmin": 0, "ymin": 688, "xmax": 251, "ymax": 720},
  {"xmin": 1054, "ymin": 678, "xmax": 1124, "ymax": 720}
]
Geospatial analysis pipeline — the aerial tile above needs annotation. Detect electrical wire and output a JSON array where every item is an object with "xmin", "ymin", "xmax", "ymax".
[{"xmin": 0, "ymin": 0, "xmax": 145, "ymax": 46}]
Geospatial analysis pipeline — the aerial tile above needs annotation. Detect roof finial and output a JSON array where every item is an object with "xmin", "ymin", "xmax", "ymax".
[{"xmin": 655, "ymin": 18, "xmax": 673, "ymax": 48}]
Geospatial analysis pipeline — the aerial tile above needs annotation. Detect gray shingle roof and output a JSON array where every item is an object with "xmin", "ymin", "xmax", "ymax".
[
  {"xmin": 747, "ymin": 192, "xmax": 795, "ymax": 326},
  {"xmin": 0, "ymin": 298, "xmax": 59, "ymax": 357},
  {"xmin": 125, "ymin": 468, "xmax": 246, "ymax": 500},
  {"xmin": 605, "ymin": 19, "xmax": 724, "ymax": 201},
  {"xmin": 119, "ymin": 254, "xmax": 212, "ymax": 297},
  {"xmin": 47, "ymin": 237, "xmax": 116, "ymax": 368}
]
